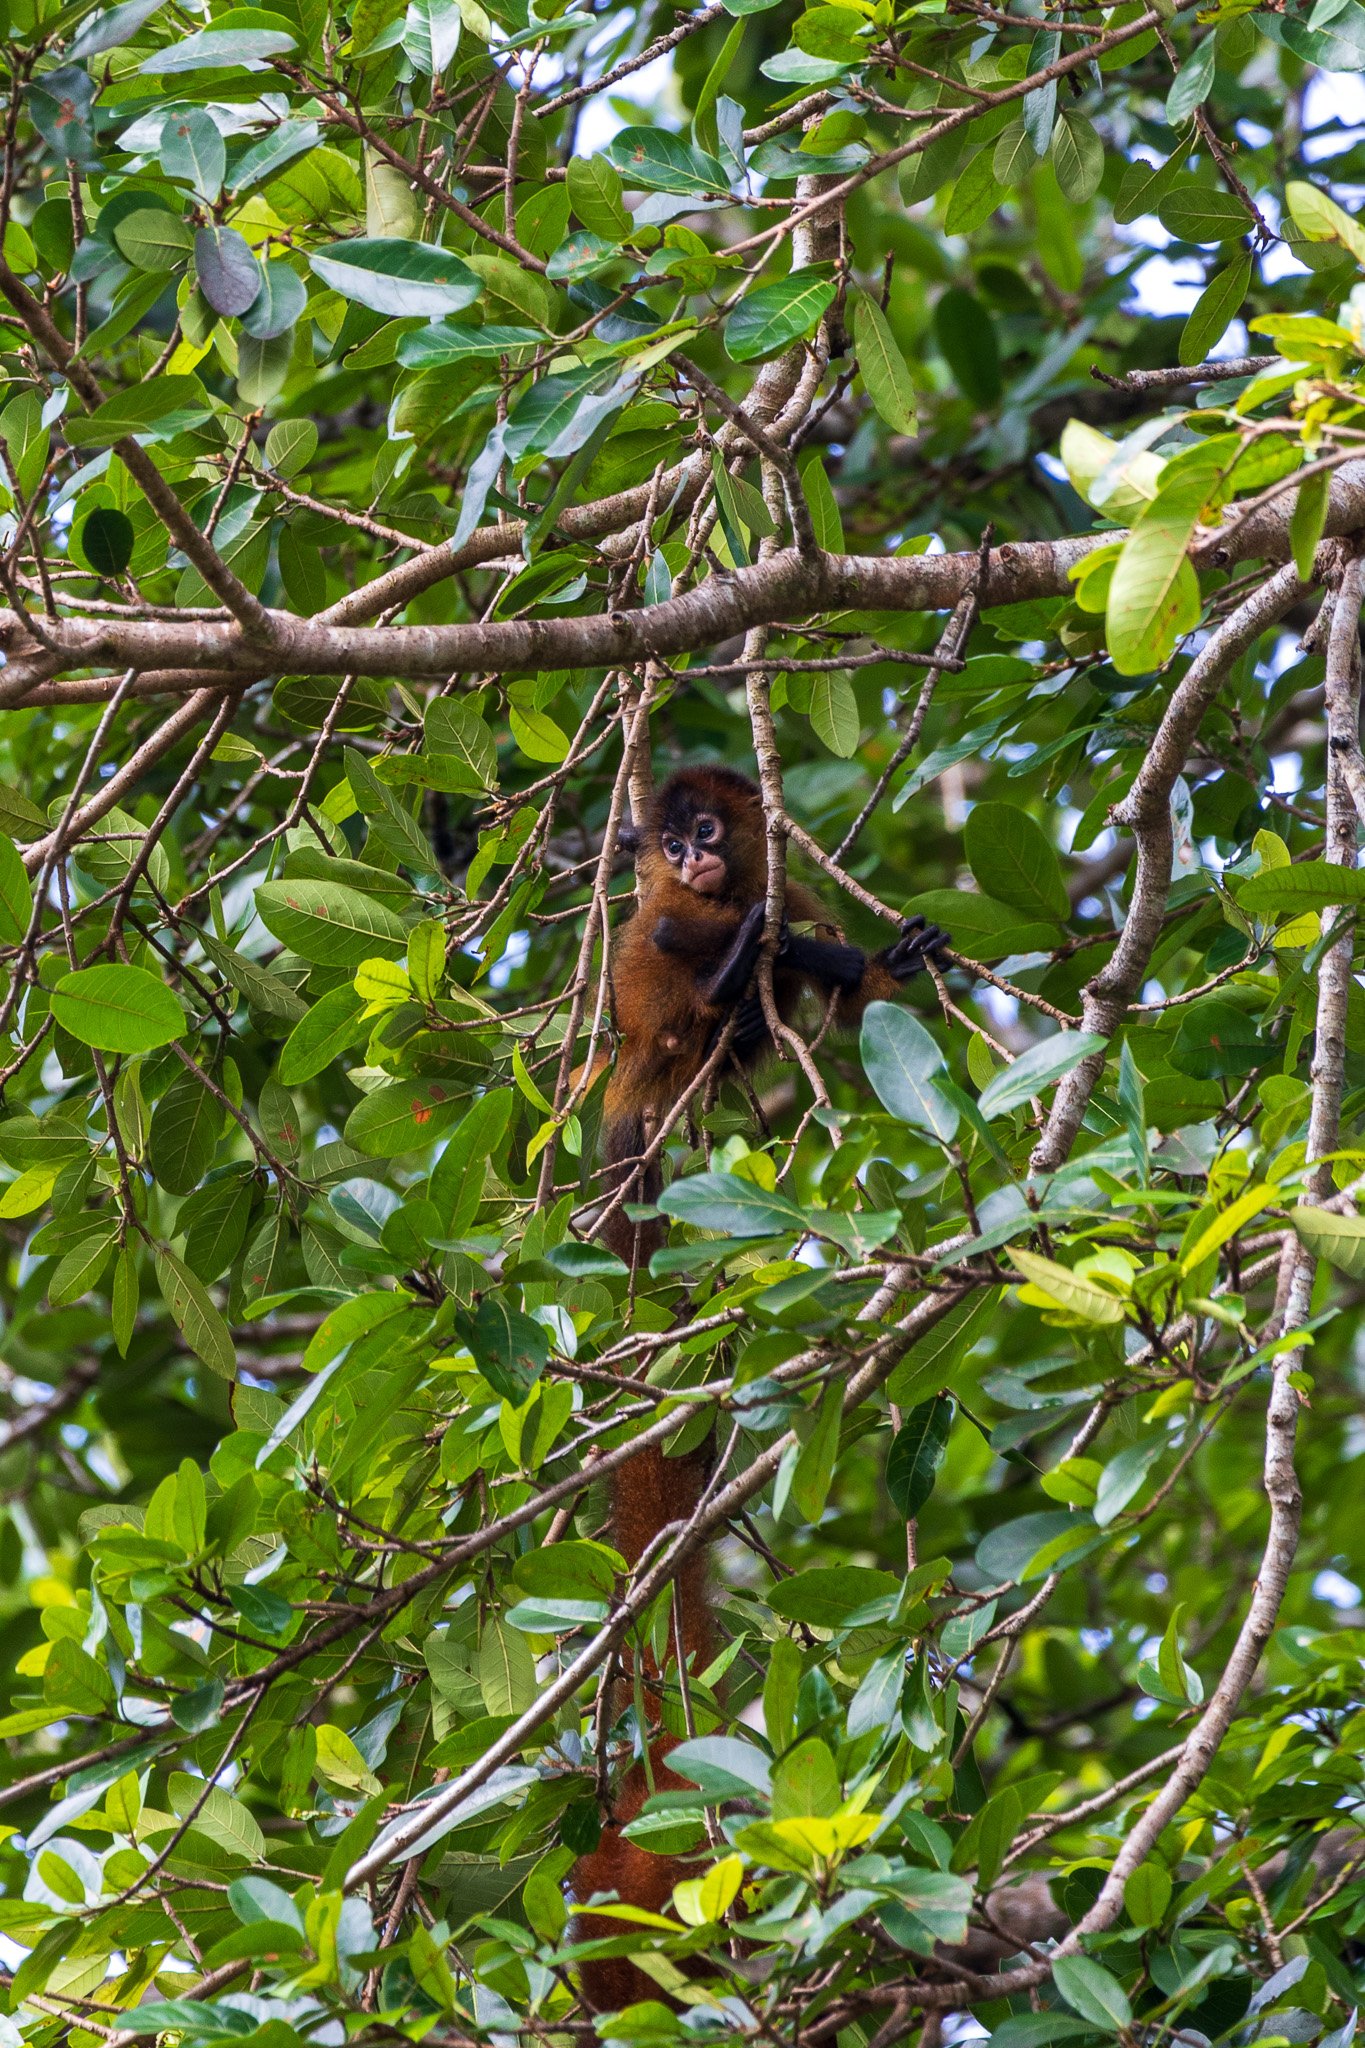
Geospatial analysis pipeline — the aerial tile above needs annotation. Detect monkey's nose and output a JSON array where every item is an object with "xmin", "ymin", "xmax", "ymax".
[{"xmin": 682, "ymin": 852, "xmax": 725, "ymax": 893}]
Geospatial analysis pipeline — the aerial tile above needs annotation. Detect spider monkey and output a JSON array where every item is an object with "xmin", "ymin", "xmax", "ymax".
[{"xmin": 570, "ymin": 766, "xmax": 947, "ymax": 2012}]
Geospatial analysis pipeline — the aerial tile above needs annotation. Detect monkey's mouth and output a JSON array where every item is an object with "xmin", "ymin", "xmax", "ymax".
[{"xmin": 682, "ymin": 854, "xmax": 727, "ymax": 894}]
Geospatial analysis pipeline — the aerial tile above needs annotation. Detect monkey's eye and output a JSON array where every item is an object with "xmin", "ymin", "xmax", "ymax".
[
  {"xmin": 664, "ymin": 838, "xmax": 683, "ymax": 860},
  {"xmin": 695, "ymin": 820, "xmax": 715, "ymax": 843}
]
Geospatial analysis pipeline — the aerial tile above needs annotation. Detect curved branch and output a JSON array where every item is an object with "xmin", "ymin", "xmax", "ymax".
[{"xmin": 1029, "ymin": 561, "xmax": 1310, "ymax": 1175}]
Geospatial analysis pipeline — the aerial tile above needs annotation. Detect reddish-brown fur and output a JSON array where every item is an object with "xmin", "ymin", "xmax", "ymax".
[
  {"xmin": 571, "ymin": 767, "xmax": 940, "ymax": 2011},
  {"xmin": 600, "ymin": 769, "xmax": 901, "ymax": 1233}
]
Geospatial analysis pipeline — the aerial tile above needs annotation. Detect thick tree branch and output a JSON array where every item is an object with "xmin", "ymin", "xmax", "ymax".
[{"xmin": 5, "ymin": 463, "xmax": 1365, "ymax": 701}]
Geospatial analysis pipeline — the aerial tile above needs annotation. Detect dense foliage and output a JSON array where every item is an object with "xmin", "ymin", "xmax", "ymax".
[{"xmin": 1, "ymin": 0, "xmax": 1365, "ymax": 2042}]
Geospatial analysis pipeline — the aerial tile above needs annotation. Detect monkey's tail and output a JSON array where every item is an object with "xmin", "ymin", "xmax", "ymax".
[
  {"xmin": 600, "ymin": 1096, "xmax": 664, "ymax": 1270},
  {"xmin": 571, "ymin": 1447, "xmax": 714, "ymax": 2013}
]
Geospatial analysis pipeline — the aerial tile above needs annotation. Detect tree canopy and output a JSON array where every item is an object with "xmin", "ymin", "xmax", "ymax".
[{"xmin": 1, "ymin": 0, "xmax": 1365, "ymax": 2043}]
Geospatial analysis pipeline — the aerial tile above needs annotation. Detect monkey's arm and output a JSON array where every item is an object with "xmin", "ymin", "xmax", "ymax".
[
  {"xmin": 693, "ymin": 901, "xmax": 765, "ymax": 1005},
  {"xmin": 650, "ymin": 902, "xmax": 766, "ymax": 1006},
  {"xmin": 835, "ymin": 915, "xmax": 950, "ymax": 1022}
]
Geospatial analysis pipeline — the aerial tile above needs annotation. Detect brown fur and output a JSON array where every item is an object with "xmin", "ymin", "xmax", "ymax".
[{"xmin": 572, "ymin": 767, "xmax": 935, "ymax": 2011}]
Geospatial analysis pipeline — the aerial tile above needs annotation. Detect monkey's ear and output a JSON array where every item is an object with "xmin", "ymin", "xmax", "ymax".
[{"xmin": 616, "ymin": 822, "xmax": 642, "ymax": 859}]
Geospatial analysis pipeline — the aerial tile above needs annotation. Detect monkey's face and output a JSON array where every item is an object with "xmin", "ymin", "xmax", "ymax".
[{"xmin": 661, "ymin": 810, "xmax": 727, "ymax": 895}]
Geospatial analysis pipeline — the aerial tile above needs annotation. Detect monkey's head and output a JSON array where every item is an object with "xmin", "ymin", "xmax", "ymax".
[{"xmin": 644, "ymin": 766, "xmax": 763, "ymax": 900}]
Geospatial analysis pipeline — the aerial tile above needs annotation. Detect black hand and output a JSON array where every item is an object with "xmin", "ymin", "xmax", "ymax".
[
  {"xmin": 697, "ymin": 900, "xmax": 766, "ymax": 1006},
  {"xmin": 881, "ymin": 914, "xmax": 951, "ymax": 982}
]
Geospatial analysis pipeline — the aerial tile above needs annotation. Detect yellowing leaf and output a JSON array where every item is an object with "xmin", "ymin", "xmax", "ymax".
[
  {"xmin": 673, "ymin": 1852, "xmax": 744, "ymax": 1927},
  {"xmin": 1059, "ymin": 419, "xmax": 1164, "ymax": 515},
  {"xmin": 314, "ymin": 1723, "xmax": 382, "ymax": 1795},
  {"xmin": 1009, "ymin": 1246, "xmax": 1126, "ymax": 1325},
  {"xmin": 1180, "ymin": 1182, "xmax": 1276, "ymax": 1273},
  {"xmin": 1285, "ymin": 179, "xmax": 1365, "ymax": 269},
  {"xmin": 354, "ymin": 955, "xmax": 411, "ymax": 1011}
]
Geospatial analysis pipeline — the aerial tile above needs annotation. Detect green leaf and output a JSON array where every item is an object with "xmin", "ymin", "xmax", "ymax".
[
  {"xmin": 241, "ymin": 259, "xmax": 306, "ymax": 340},
  {"xmin": 139, "ymin": 24, "xmax": 296, "ymax": 69},
  {"xmin": 1290, "ymin": 467, "xmax": 1331, "ymax": 581},
  {"xmin": 1292, "ymin": 1206, "xmax": 1365, "ymax": 1279},
  {"xmin": 1180, "ymin": 249, "xmax": 1252, "ymax": 366},
  {"xmin": 45, "ymin": 1636, "xmax": 115, "ymax": 1713},
  {"xmin": 977, "ymin": 1032, "xmax": 1106, "ymax": 1119},
  {"xmin": 993, "ymin": 118, "xmax": 1038, "ymax": 189},
  {"xmin": 726, "ymin": 268, "xmax": 837, "ymax": 362},
  {"xmin": 198, "ymin": 933, "xmax": 307, "ymax": 1024},
  {"xmin": 1238, "ymin": 859, "xmax": 1365, "ymax": 916},
  {"xmin": 169, "ymin": 1774, "xmax": 267, "ymax": 1860},
  {"xmin": 508, "ymin": 706, "xmax": 569, "ymax": 764},
  {"xmin": 1157, "ymin": 181, "xmax": 1252, "ymax": 243},
  {"xmin": 1124, "ymin": 1862, "xmax": 1173, "ymax": 1929},
  {"xmin": 195, "ymin": 224, "xmax": 262, "ymax": 316},
  {"xmin": 0, "ymin": 832, "xmax": 31, "ymax": 944},
  {"xmin": 798, "ymin": 450, "xmax": 844, "ymax": 549},
  {"xmin": 769, "ymin": 1565, "xmax": 899, "ymax": 1627},
  {"xmin": 657, "ymin": 1170, "xmax": 804, "ymax": 1239},
  {"xmin": 119, "ymin": 2003, "xmax": 255, "ymax": 2038},
  {"xmin": 860, "ymin": 1002, "xmax": 957, "ymax": 1140},
  {"xmin": 64, "ymin": 373, "xmax": 212, "ymax": 448},
  {"xmin": 1051, "ymin": 110, "xmax": 1104, "ymax": 202},
  {"xmin": 154, "ymin": 1247, "xmax": 235, "ymax": 1378},
  {"xmin": 790, "ymin": 1382, "xmax": 842, "ymax": 1523},
  {"xmin": 1052, "ymin": 1954, "xmax": 1132, "ymax": 2032},
  {"xmin": 397, "ymin": 322, "xmax": 542, "ymax": 366},
  {"xmin": 808, "ymin": 669, "xmax": 859, "ymax": 756},
  {"xmin": 310, "ymin": 237, "xmax": 483, "ymax": 318},
  {"xmin": 148, "ymin": 1069, "xmax": 220, "ymax": 1195},
  {"xmin": 911, "ymin": 887, "xmax": 1061, "ymax": 960},
  {"xmin": 667, "ymin": 1736, "xmax": 773, "ymax": 1800},
  {"xmin": 402, "ymin": 0, "xmax": 460, "ymax": 72},
  {"xmin": 952, "ymin": 1784, "xmax": 1020, "ymax": 1889},
  {"xmin": 477, "ymin": 1615, "xmax": 538, "ymax": 1715},
  {"xmin": 566, "ymin": 153, "xmax": 632, "ymax": 238},
  {"xmin": 1179, "ymin": 1181, "xmax": 1274, "ymax": 1273},
  {"xmin": 503, "ymin": 1595, "xmax": 607, "ymax": 1634},
  {"xmin": 1165, "ymin": 35, "xmax": 1215, "ymax": 124},
  {"xmin": 425, "ymin": 697, "xmax": 498, "ymax": 790},
  {"xmin": 160, "ymin": 106, "xmax": 226, "ymax": 199},
  {"xmin": 255, "ymin": 877, "xmax": 408, "ymax": 965},
  {"xmin": 1115, "ymin": 137, "xmax": 1192, "ymax": 224},
  {"xmin": 964, "ymin": 801, "xmax": 1069, "ymax": 922},
  {"xmin": 113, "ymin": 207, "xmax": 194, "ymax": 270},
  {"xmin": 80, "ymin": 506, "xmax": 136, "ymax": 577},
  {"xmin": 604, "ymin": 127, "xmax": 730, "ymax": 197},
  {"xmin": 345, "ymin": 1077, "xmax": 467, "ymax": 1157},
  {"xmin": 886, "ymin": 1395, "xmax": 953, "ymax": 1519},
  {"xmin": 1093, "ymin": 1433, "xmax": 1164, "ymax": 1525},
  {"xmin": 51, "ymin": 965, "xmax": 186, "ymax": 1054},
  {"xmin": 264, "ymin": 417, "xmax": 317, "ymax": 477},
  {"xmin": 934, "ymin": 288, "xmax": 1001, "ymax": 406},
  {"xmin": 1009, "ymin": 1246, "xmax": 1125, "ymax": 1325},
  {"xmin": 1106, "ymin": 478, "xmax": 1204, "ymax": 676},
  {"xmin": 429, "ymin": 1088, "xmax": 513, "ymax": 1231},
  {"xmin": 943, "ymin": 147, "xmax": 1004, "ymax": 235},
  {"xmin": 852, "ymin": 293, "xmax": 916, "ymax": 435}
]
